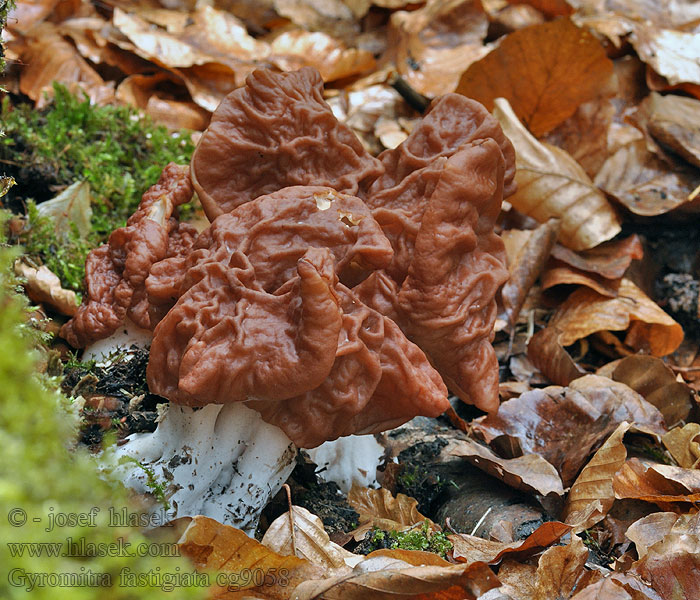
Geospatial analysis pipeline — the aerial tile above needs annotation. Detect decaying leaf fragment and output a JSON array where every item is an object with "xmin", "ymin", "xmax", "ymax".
[
  {"xmin": 548, "ymin": 278, "xmax": 684, "ymax": 357},
  {"xmin": 494, "ymin": 97, "xmax": 621, "ymax": 251},
  {"xmin": 533, "ymin": 536, "xmax": 589, "ymax": 600},
  {"xmin": 457, "ymin": 18, "xmax": 614, "ymax": 137},
  {"xmin": 614, "ymin": 458, "xmax": 700, "ymax": 505},
  {"xmin": 347, "ymin": 485, "xmax": 433, "ymax": 532},
  {"xmin": 631, "ymin": 25, "xmax": 700, "ymax": 89},
  {"xmin": 662, "ymin": 424, "xmax": 700, "ymax": 469},
  {"xmin": 14, "ymin": 259, "xmax": 79, "ymax": 316},
  {"xmin": 563, "ymin": 421, "xmax": 630, "ymax": 532},
  {"xmin": 527, "ymin": 326, "xmax": 586, "ymax": 386}
]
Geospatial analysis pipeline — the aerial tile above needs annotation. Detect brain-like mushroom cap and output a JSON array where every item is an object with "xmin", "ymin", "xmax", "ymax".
[
  {"xmin": 190, "ymin": 67, "xmax": 384, "ymax": 220},
  {"xmin": 60, "ymin": 163, "xmax": 196, "ymax": 348}
]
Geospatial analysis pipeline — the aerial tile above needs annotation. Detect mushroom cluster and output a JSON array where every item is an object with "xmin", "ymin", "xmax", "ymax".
[{"xmin": 62, "ymin": 67, "xmax": 514, "ymax": 531}]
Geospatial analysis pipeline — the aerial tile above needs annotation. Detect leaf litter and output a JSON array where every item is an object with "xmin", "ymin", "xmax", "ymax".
[{"xmin": 4, "ymin": 0, "xmax": 700, "ymax": 598}]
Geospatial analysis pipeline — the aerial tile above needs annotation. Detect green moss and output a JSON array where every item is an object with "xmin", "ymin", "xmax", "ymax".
[
  {"xmin": 0, "ymin": 237, "xmax": 205, "ymax": 598},
  {"xmin": 0, "ymin": 0, "xmax": 14, "ymax": 75},
  {"xmin": 1, "ymin": 84, "xmax": 195, "ymax": 290},
  {"xmin": 366, "ymin": 522, "xmax": 453, "ymax": 559}
]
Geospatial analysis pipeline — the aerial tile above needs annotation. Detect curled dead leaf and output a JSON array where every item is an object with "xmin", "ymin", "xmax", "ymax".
[
  {"xmin": 631, "ymin": 25, "xmax": 700, "ymax": 88},
  {"xmin": 527, "ymin": 326, "xmax": 586, "ymax": 386},
  {"xmin": 451, "ymin": 437, "xmax": 565, "ymax": 497},
  {"xmin": 662, "ymin": 424, "xmax": 700, "ymax": 469},
  {"xmin": 533, "ymin": 536, "xmax": 589, "ymax": 600},
  {"xmin": 614, "ymin": 458, "xmax": 700, "ymax": 505},
  {"xmin": 494, "ymin": 97, "xmax": 621, "ymax": 251},
  {"xmin": 548, "ymin": 278, "xmax": 684, "ymax": 357},
  {"xmin": 472, "ymin": 375, "xmax": 665, "ymax": 485},
  {"xmin": 613, "ymin": 355, "xmax": 693, "ymax": 428},
  {"xmin": 14, "ymin": 260, "xmax": 79, "ymax": 316},
  {"xmin": 563, "ymin": 421, "xmax": 630, "ymax": 532},
  {"xmin": 347, "ymin": 485, "xmax": 433, "ymax": 532},
  {"xmin": 458, "ymin": 18, "xmax": 614, "ymax": 137}
]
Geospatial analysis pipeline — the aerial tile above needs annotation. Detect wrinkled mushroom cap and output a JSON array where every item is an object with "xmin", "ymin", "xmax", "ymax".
[{"xmin": 191, "ymin": 67, "xmax": 384, "ymax": 220}]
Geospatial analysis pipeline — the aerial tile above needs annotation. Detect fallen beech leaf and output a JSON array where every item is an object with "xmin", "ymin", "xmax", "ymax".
[
  {"xmin": 16, "ymin": 23, "xmax": 113, "ymax": 107},
  {"xmin": 273, "ymin": 0, "xmax": 359, "ymax": 43},
  {"xmin": 631, "ymin": 25, "xmax": 700, "ymax": 88},
  {"xmin": 501, "ymin": 219, "xmax": 560, "ymax": 328},
  {"xmin": 35, "ymin": 180, "xmax": 92, "ymax": 238},
  {"xmin": 548, "ymin": 278, "xmax": 684, "ymax": 357},
  {"xmin": 449, "ymin": 521, "xmax": 571, "ymax": 566},
  {"xmin": 497, "ymin": 560, "xmax": 538, "ymax": 600},
  {"xmin": 550, "ymin": 235, "xmax": 644, "ymax": 280},
  {"xmin": 367, "ymin": 548, "xmax": 453, "ymax": 567},
  {"xmin": 176, "ymin": 515, "xmax": 324, "ymax": 596},
  {"xmin": 451, "ymin": 438, "xmax": 564, "ymax": 497},
  {"xmin": 347, "ymin": 485, "xmax": 433, "ymax": 531},
  {"xmin": 527, "ymin": 326, "xmax": 586, "ymax": 386},
  {"xmin": 472, "ymin": 375, "xmax": 665, "ymax": 485},
  {"xmin": 628, "ymin": 512, "xmax": 700, "ymax": 600},
  {"xmin": 269, "ymin": 30, "xmax": 375, "ymax": 82},
  {"xmin": 541, "ymin": 262, "xmax": 620, "ymax": 297},
  {"xmin": 613, "ymin": 355, "xmax": 693, "ymax": 428},
  {"xmin": 595, "ymin": 140, "xmax": 700, "ymax": 217},
  {"xmin": 386, "ymin": 0, "xmax": 489, "ymax": 97},
  {"xmin": 262, "ymin": 506, "xmax": 359, "ymax": 577},
  {"xmin": 0, "ymin": 176, "xmax": 16, "ymax": 199},
  {"xmin": 534, "ymin": 536, "xmax": 588, "ymax": 600},
  {"xmin": 570, "ymin": 577, "xmax": 634, "ymax": 600},
  {"xmin": 626, "ymin": 512, "xmax": 684, "ymax": 560},
  {"xmin": 457, "ymin": 18, "xmax": 614, "ymax": 137},
  {"xmin": 14, "ymin": 260, "xmax": 79, "ymax": 316},
  {"xmin": 493, "ymin": 97, "xmax": 621, "ymax": 251},
  {"xmin": 564, "ymin": 422, "xmax": 630, "ymax": 532},
  {"xmin": 662, "ymin": 424, "xmax": 700, "ymax": 469},
  {"xmin": 292, "ymin": 559, "xmax": 500, "ymax": 600},
  {"xmin": 640, "ymin": 92, "xmax": 700, "ymax": 169},
  {"xmin": 507, "ymin": 0, "xmax": 572, "ymax": 17},
  {"xmin": 614, "ymin": 458, "xmax": 700, "ymax": 505}
]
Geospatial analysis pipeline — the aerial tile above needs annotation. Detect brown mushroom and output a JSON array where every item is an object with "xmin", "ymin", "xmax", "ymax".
[
  {"xmin": 190, "ymin": 67, "xmax": 384, "ymax": 221},
  {"xmin": 60, "ymin": 163, "xmax": 196, "ymax": 348}
]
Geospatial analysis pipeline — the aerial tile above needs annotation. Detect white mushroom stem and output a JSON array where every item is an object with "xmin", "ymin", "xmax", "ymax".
[
  {"xmin": 112, "ymin": 402, "xmax": 296, "ymax": 533},
  {"xmin": 307, "ymin": 435, "xmax": 384, "ymax": 493},
  {"xmin": 82, "ymin": 318, "xmax": 153, "ymax": 362}
]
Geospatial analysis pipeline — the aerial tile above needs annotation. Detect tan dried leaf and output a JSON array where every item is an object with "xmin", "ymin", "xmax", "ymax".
[
  {"xmin": 631, "ymin": 25, "xmax": 700, "ymax": 87},
  {"xmin": 570, "ymin": 577, "xmax": 634, "ymax": 600},
  {"xmin": 626, "ymin": 512, "xmax": 683, "ymax": 560},
  {"xmin": 273, "ymin": 0, "xmax": 359, "ymax": 42},
  {"xmin": 451, "ymin": 437, "xmax": 565, "ymax": 497},
  {"xmin": 176, "ymin": 515, "xmax": 324, "ymax": 596},
  {"xmin": 387, "ymin": 0, "xmax": 489, "ymax": 97},
  {"xmin": 564, "ymin": 421, "xmax": 630, "ymax": 532},
  {"xmin": 458, "ymin": 18, "xmax": 614, "ymax": 137},
  {"xmin": 501, "ymin": 219, "xmax": 560, "ymax": 328},
  {"xmin": 508, "ymin": 0, "xmax": 573, "ymax": 17},
  {"xmin": 614, "ymin": 458, "xmax": 700, "ymax": 504},
  {"xmin": 269, "ymin": 30, "xmax": 375, "ymax": 82},
  {"xmin": 261, "ymin": 506, "xmax": 358, "ymax": 576},
  {"xmin": 347, "ymin": 485, "xmax": 432, "ymax": 531},
  {"xmin": 36, "ymin": 180, "xmax": 92, "ymax": 238},
  {"xmin": 643, "ymin": 92, "xmax": 700, "ymax": 169},
  {"xmin": 613, "ymin": 355, "xmax": 693, "ymax": 428},
  {"xmin": 662, "ymin": 424, "xmax": 700, "ymax": 469},
  {"xmin": 549, "ymin": 278, "xmax": 684, "ymax": 357},
  {"xmin": 14, "ymin": 260, "xmax": 79, "ymax": 317},
  {"xmin": 449, "ymin": 521, "xmax": 571, "ymax": 566},
  {"xmin": 527, "ymin": 326, "xmax": 586, "ymax": 386},
  {"xmin": 534, "ymin": 536, "xmax": 588, "ymax": 600},
  {"xmin": 292, "ymin": 559, "xmax": 500, "ymax": 600},
  {"xmin": 595, "ymin": 140, "xmax": 700, "ymax": 217},
  {"xmin": 493, "ymin": 97, "xmax": 621, "ymax": 251}
]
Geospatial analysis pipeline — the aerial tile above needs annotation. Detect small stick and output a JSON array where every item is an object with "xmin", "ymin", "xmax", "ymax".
[
  {"xmin": 388, "ymin": 70, "xmax": 431, "ymax": 113},
  {"xmin": 470, "ymin": 506, "xmax": 492, "ymax": 536},
  {"xmin": 283, "ymin": 483, "xmax": 297, "ymax": 557}
]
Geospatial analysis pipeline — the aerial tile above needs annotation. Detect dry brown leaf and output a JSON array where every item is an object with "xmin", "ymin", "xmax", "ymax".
[
  {"xmin": 548, "ymin": 278, "xmax": 684, "ymax": 357},
  {"xmin": 626, "ymin": 512, "xmax": 684, "ymax": 560},
  {"xmin": 15, "ymin": 23, "xmax": 113, "ymax": 107},
  {"xmin": 533, "ymin": 535, "xmax": 588, "ymax": 600},
  {"xmin": 386, "ymin": 0, "xmax": 489, "ymax": 97},
  {"xmin": 639, "ymin": 92, "xmax": 700, "ymax": 169},
  {"xmin": 367, "ymin": 548, "xmax": 454, "ymax": 567},
  {"xmin": 613, "ymin": 355, "xmax": 693, "ymax": 428},
  {"xmin": 292, "ymin": 558, "xmax": 500, "ymax": 600},
  {"xmin": 541, "ymin": 262, "xmax": 621, "ymax": 297},
  {"xmin": 347, "ymin": 485, "xmax": 433, "ymax": 531},
  {"xmin": 662, "ymin": 424, "xmax": 700, "ymax": 469},
  {"xmin": 570, "ymin": 577, "xmax": 635, "ymax": 600},
  {"xmin": 35, "ymin": 180, "xmax": 92, "ymax": 238},
  {"xmin": 501, "ymin": 219, "xmax": 560, "ymax": 328},
  {"xmin": 507, "ymin": 0, "xmax": 573, "ymax": 17},
  {"xmin": 564, "ymin": 421, "xmax": 630, "ymax": 532},
  {"xmin": 457, "ymin": 18, "xmax": 614, "ymax": 137},
  {"xmin": 497, "ymin": 559, "xmax": 538, "ymax": 600},
  {"xmin": 631, "ymin": 25, "xmax": 700, "ymax": 88},
  {"xmin": 176, "ymin": 515, "xmax": 324, "ymax": 597},
  {"xmin": 595, "ymin": 139, "xmax": 700, "ymax": 216},
  {"xmin": 273, "ymin": 0, "xmax": 359, "ymax": 43},
  {"xmin": 628, "ymin": 512, "xmax": 700, "ymax": 600},
  {"xmin": 451, "ymin": 438, "xmax": 565, "ymax": 497},
  {"xmin": 449, "ymin": 521, "xmax": 571, "ymax": 566},
  {"xmin": 261, "ymin": 506, "xmax": 359, "ymax": 577},
  {"xmin": 14, "ymin": 260, "xmax": 78, "ymax": 316},
  {"xmin": 493, "ymin": 97, "xmax": 621, "ymax": 251},
  {"xmin": 269, "ymin": 30, "xmax": 375, "ymax": 82},
  {"xmin": 613, "ymin": 458, "xmax": 700, "ymax": 505},
  {"xmin": 550, "ymin": 235, "xmax": 644, "ymax": 280},
  {"xmin": 472, "ymin": 375, "xmax": 665, "ymax": 485},
  {"xmin": 527, "ymin": 326, "xmax": 586, "ymax": 386}
]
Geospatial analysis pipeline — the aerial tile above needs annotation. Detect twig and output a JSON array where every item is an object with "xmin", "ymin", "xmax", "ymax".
[
  {"xmin": 283, "ymin": 483, "xmax": 297, "ymax": 557},
  {"xmin": 470, "ymin": 507, "xmax": 492, "ymax": 536},
  {"xmin": 388, "ymin": 70, "xmax": 431, "ymax": 113}
]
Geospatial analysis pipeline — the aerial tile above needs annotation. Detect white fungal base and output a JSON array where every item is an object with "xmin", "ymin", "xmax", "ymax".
[
  {"xmin": 82, "ymin": 318, "xmax": 153, "ymax": 362},
  {"xmin": 113, "ymin": 402, "xmax": 297, "ymax": 533},
  {"xmin": 307, "ymin": 434, "xmax": 384, "ymax": 493}
]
